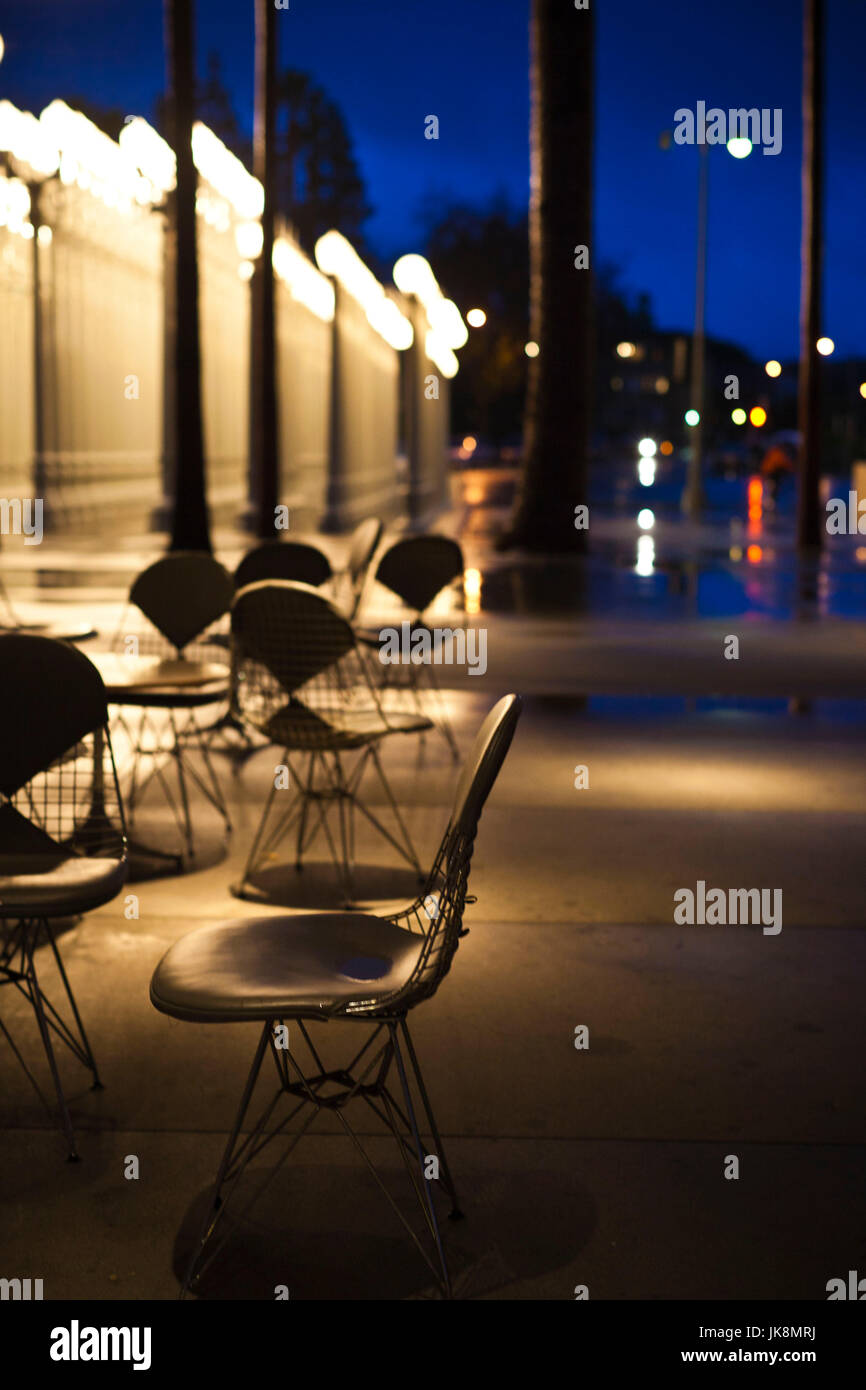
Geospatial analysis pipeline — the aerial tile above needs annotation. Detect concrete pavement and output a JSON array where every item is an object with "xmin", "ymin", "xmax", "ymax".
[{"xmin": 1, "ymin": 506, "xmax": 864, "ymax": 1299}]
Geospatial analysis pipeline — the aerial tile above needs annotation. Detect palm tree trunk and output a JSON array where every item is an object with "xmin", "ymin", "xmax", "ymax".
[
  {"xmin": 165, "ymin": 0, "xmax": 211, "ymax": 553},
  {"xmin": 500, "ymin": 0, "xmax": 594, "ymax": 554},
  {"xmin": 248, "ymin": 0, "xmax": 279, "ymax": 539}
]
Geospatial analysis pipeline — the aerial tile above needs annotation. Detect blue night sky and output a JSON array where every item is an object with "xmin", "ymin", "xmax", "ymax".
[{"xmin": 1, "ymin": 0, "xmax": 863, "ymax": 360}]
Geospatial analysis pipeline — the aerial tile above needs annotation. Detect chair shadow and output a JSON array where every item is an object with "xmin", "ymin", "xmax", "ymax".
[
  {"xmin": 126, "ymin": 819, "xmax": 231, "ymax": 882},
  {"xmin": 172, "ymin": 1160, "xmax": 597, "ymax": 1300},
  {"xmin": 231, "ymin": 860, "xmax": 424, "ymax": 910}
]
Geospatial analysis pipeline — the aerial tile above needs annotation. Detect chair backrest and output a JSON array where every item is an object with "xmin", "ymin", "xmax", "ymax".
[
  {"xmin": 234, "ymin": 540, "xmax": 332, "ymax": 592},
  {"xmin": 0, "ymin": 634, "xmax": 125, "ymax": 866},
  {"xmin": 448, "ymin": 693, "xmax": 522, "ymax": 840},
  {"xmin": 347, "ymin": 695, "xmax": 521, "ymax": 1019},
  {"xmin": 374, "ymin": 535, "xmax": 463, "ymax": 616},
  {"xmin": 232, "ymin": 580, "xmax": 355, "ymax": 696},
  {"xmin": 130, "ymin": 552, "xmax": 234, "ymax": 654},
  {"xmin": 0, "ymin": 633, "xmax": 107, "ymax": 796}
]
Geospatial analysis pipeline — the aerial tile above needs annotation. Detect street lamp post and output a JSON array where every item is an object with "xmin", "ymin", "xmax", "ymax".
[{"xmin": 661, "ymin": 132, "xmax": 751, "ymax": 518}]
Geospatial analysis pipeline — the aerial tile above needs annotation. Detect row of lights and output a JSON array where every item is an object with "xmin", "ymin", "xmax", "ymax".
[{"xmin": 0, "ymin": 97, "xmax": 467, "ymax": 371}]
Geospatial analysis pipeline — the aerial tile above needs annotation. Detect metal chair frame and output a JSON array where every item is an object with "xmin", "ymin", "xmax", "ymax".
[
  {"xmin": 154, "ymin": 694, "xmax": 521, "ymax": 1298},
  {"xmin": 362, "ymin": 536, "xmax": 466, "ymax": 761},
  {"xmin": 231, "ymin": 580, "xmax": 430, "ymax": 904},
  {"xmin": 0, "ymin": 636, "xmax": 127, "ymax": 1160},
  {"xmin": 110, "ymin": 553, "xmax": 234, "ymax": 860}
]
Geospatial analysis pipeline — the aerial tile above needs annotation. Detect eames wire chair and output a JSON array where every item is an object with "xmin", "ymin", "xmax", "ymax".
[
  {"xmin": 150, "ymin": 692, "xmax": 521, "ymax": 1298},
  {"xmin": 361, "ymin": 535, "xmax": 465, "ymax": 759},
  {"xmin": 208, "ymin": 542, "xmax": 334, "ymax": 768},
  {"xmin": 230, "ymin": 580, "xmax": 432, "ymax": 903},
  {"xmin": 0, "ymin": 634, "xmax": 127, "ymax": 1160},
  {"xmin": 109, "ymin": 552, "xmax": 234, "ymax": 860}
]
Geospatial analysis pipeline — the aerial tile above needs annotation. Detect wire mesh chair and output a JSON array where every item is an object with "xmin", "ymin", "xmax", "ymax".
[
  {"xmin": 359, "ymin": 535, "xmax": 465, "ymax": 760},
  {"xmin": 207, "ymin": 544, "xmax": 335, "ymax": 770},
  {"xmin": 150, "ymin": 692, "xmax": 521, "ymax": 1298},
  {"xmin": 110, "ymin": 552, "xmax": 234, "ymax": 860},
  {"xmin": 334, "ymin": 516, "xmax": 384, "ymax": 621},
  {"xmin": 0, "ymin": 634, "xmax": 127, "ymax": 1160},
  {"xmin": 234, "ymin": 540, "xmax": 333, "ymax": 592},
  {"xmin": 231, "ymin": 580, "xmax": 432, "ymax": 903}
]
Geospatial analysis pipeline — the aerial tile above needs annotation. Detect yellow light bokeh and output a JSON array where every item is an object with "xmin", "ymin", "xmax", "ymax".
[
  {"xmin": 816, "ymin": 337, "xmax": 834, "ymax": 356},
  {"xmin": 859, "ymin": 383, "xmax": 866, "ymax": 400},
  {"xmin": 463, "ymin": 568, "xmax": 482, "ymax": 616},
  {"xmin": 749, "ymin": 406, "xmax": 767, "ymax": 427},
  {"xmin": 524, "ymin": 341, "xmax": 539, "ymax": 358},
  {"xmin": 765, "ymin": 360, "xmax": 781, "ymax": 378},
  {"xmin": 616, "ymin": 341, "xmax": 636, "ymax": 358},
  {"xmin": 467, "ymin": 308, "xmax": 486, "ymax": 328},
  {"xmin": 732, "ymin": 408, "xmax": 747, "ymax": 424},
  {"xmin": 462, "ymin": 435, "xmax": 477, "ymax": 452}
]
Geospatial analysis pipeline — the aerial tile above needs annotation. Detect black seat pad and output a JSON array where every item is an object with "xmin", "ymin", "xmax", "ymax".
[
  {"xmin": 150, "ymin": 913, "xmax": 424, "ymax": 1022},
  {"xmin": 0, "ymin": 854, "xmax": 127, "ymax": 917}
]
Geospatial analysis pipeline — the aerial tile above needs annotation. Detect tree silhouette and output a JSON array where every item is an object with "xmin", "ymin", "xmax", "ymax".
[
  {"xmin": 421, "ymin": 195, "xmax": 528, "ymax": 445},
  {"xmin": 197, "ymin": 51, "xmax": 249, "ymax": 162},
  {"xmin": 275, "ymin": 70, "xmax": 371, "ymax": 254}
]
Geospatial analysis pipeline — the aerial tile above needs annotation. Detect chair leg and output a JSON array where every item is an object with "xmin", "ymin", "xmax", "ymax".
[
  {"xmin": 44, "ymin": 921, "xmax": 103, "ymax": 1090},
  {"xmin": 389, "ymin": 1021, "xmax": 453, "ymax": 1297},
  {"xmin": 399, "ymin": 1018, "xmax": 463, "ymax": 1218},
  {"xmin": 367, "ymin": 745, "xmax": 424, "ymax": 877},
  {"xmin": 420, "ymin": 665, "xmax": 460, "ymax": 762},
  {"xmin": 168, "ymin": 709, "xmax": 195, "ymax": 858},
  {"xmin": 182, "ymin": 1022, "xmax": 271, "ymax": 1297},
  {"xmin": 236, "ymin": 774, "xmax": 282, "ymax": 895},
  {"xmin": 24, "ymin": 923, "xmax": 80, "ymax": 1161},
  {"xmin": 294, "ymin": 753, "xmax": 314, "ymax": 869}
]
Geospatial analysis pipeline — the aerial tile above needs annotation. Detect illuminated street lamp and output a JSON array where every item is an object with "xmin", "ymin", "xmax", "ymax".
[{"xmin": 658, "ymin": 127, "xmax": 752, "ymax": 517}]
